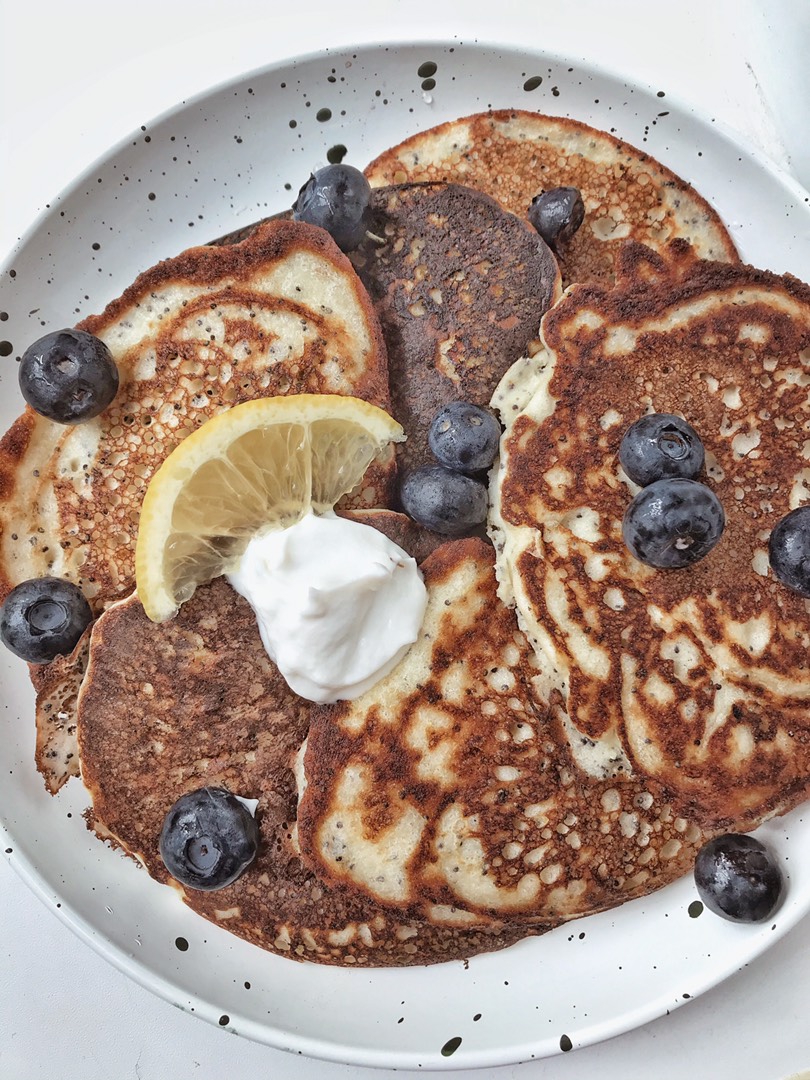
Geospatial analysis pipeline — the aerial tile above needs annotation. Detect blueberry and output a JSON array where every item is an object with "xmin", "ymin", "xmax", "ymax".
[
  {"xmin": 428, "ymin": 402, "xmax": 502, "ymax": 474},
  {"xmin": 19, "ymin": 329, "xmax": 119, "ymax": 424},
  {"xmin": 768, "ymin": 505, "xmax": 810, "ymax": 597},
  {"xmin": 623, "ymin": 477, "xmax": 725, "ymax": 568},
  {"xmin": 694, "ymin": 833, "xmax": 783, "ymax": 922},
  {"xmin": 292, "ymin": 163, "xmax": 372, "ymax": 252},
  {"xmin": 619, "ymin": 413, "xmax": 705, "ymax": 487},
  {"xmin": 0, "ymin": 576, "xmax": 92, "ymax": 664},
  {"xmin": 400, "ymin": 464, "xmax": 488, "ymax": 537},
  {"xmin": 159, "ymin": 787, "xmax": 259, "ymax": 891},
  {"xmin": 527, "ymin": 186, "xmax": 585, "ymax": 248}
]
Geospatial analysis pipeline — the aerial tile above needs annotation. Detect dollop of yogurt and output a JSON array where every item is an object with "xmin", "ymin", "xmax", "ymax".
[{"xmin": 226, "ymin": 511, "xmax": 427, "ymax": 703}]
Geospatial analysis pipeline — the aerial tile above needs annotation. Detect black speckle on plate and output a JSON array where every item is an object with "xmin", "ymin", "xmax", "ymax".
[
  {"xmin": 688, "ymin": 900, "xmax": 704, "ymax": 918},
  {"xmin": 441, "ymin": 1036, "xmax": 462, "ymax": 1057},
  {"xmin": 417, "ymin": 61, "xmax": 437, "ymax": 78},
  {"xmin": 560, "ymin": 1034, "xmax": 573, "ymax": 1052},
  {"xmin": 523, "ymin": 76, "xmax": 543, "ymax": 91}
]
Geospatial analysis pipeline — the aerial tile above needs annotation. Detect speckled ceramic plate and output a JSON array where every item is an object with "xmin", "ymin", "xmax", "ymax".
[{"xmin": 1, "ymin": 40, "xmax": 810, "ymax": 1072}]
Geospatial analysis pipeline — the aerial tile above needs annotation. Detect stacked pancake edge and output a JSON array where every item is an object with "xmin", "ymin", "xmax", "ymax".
[{"xmin": 2, "ymin": 110, "xmax": 809, "ymax": 966}]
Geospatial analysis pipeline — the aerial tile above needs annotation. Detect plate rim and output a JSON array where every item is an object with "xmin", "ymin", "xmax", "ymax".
[{"xmin": 2, "ymin": 34, "xmax": 809, "ymax": 273}]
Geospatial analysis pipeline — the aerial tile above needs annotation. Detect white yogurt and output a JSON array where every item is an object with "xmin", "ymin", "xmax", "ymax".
[{"xmin": 227, "ymin": 511, "xmax": 426, "ymax": 703}]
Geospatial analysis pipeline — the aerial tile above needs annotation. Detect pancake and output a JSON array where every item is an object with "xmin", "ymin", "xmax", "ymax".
[
  {"xmin": 29, "ymin": 628, "xmax": 92, "ymax": 791},
  {"xmin": 297, "ymin": 538, "xmax": 709, "ymax": 923},
  {"xmin": 0, "ymin": 219, "xmax": 392, "ymax": 611},
  {"xmin": 0, "ymin": 220, "xmax": 394, "ymax": 791},
  {"xmin": 491, "ymin": 239, "xmax": 810, "ymax": 829},
  {"xmin": 348, "ymin": 182, "xmax": 561, "ymax": 475},
  {"xmin": 364, "ymin": 110, "xmax": 739, "ymax": 288},
  {"xmin": 76, "ymin": 575, "xmax": 547, "ymax": 966},
  {"xmin": 337, "ymin": 507, "xmax": 446, "ymax": 566},
  {"xmin": 29, "ymin": 506, "xmax": 441, "ymax": 794}
]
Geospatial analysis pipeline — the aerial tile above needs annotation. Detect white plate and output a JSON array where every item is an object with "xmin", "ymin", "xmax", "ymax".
[{"xmin": 1, "ymin": 40, "xmax": 809, "ymax": 1072}]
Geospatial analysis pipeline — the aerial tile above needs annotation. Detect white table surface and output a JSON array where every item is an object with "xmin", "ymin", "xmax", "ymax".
[{"xmin": 2, "ymin": 2, "xmax": 810, "ymax": 1078}]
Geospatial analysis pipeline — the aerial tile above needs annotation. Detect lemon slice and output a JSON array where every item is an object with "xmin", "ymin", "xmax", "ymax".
[{"xmin": 135, "ymin": 394, "xmax": 404, "ymax": 622}]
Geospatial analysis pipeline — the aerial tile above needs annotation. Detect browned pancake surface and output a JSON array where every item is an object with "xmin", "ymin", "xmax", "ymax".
[
  {"xmin": 77, "ymin": 575, "xmax": 545, "ymax": 965},
  {"xmin": 298, "ymin": 539, "xmax": 708, "ymax": 922},
  {"xmin": 495, "ymin": 241, "xmax": 810, "ymax": 826},
  {"xmin": 350, "ymin": 182, "xmax": 560, "ymax": 477},
  {"xmin": 365, "ymin": 111, "xmax": 739, "ymax": 288}
]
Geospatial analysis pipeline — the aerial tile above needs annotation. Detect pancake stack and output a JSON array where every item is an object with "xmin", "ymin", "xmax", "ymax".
[{"xmin": 3, "ymin": 108, "xmax": 809, "ymax": 967}]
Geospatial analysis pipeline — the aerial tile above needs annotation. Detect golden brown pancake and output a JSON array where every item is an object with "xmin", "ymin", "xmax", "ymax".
[
  {"xmin": 0, "ymin": 220, "xmax": 394, "ymax": 790},
  {"xmin": 298, "ymin": 538, "xmax": 709, "ymax": 923},
  {"xmin": 0, "ymin": 220, "xmax": 392, "ymax": 612},
  {"xmin": 365, "ymin": 110, "xmax": 739, "ymax": 288},
  {"xmin": 348, "ymin": 182, "xmax": 561, "ymax": 475},
  {"xmin": 76, "ymin": 574, "xmax": 547, "ymax": 965},
  {"xmin": 29, "ymin": 507, "xmax": 441, "ymax": 794},
  {"xmin": 28, "ymin": 629, "xmax": 91, "ymax": 791},
  {"xmin": 492, "ymin": 240, "xmax": 810, "ymax": 828}
]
